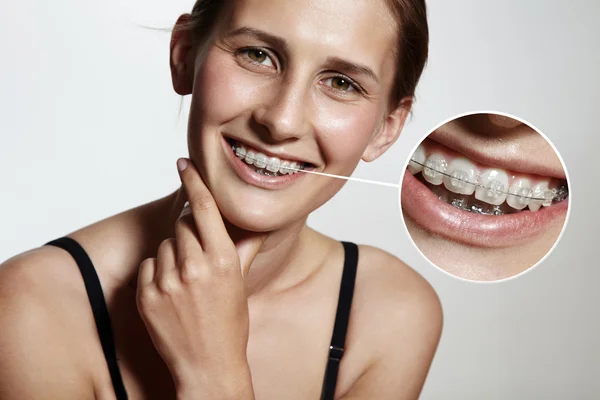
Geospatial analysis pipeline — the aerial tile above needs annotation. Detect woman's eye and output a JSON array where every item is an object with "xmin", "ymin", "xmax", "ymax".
[
  {"xmin": 326, "ymin": 77, "xmax": 358, "ymax": 93},
  {"xmin": 242, "ymin": 48, "xmax": 275, "ymax": 68}
]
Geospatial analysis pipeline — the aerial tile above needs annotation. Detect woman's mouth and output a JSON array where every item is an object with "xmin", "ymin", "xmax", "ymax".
[
  {"xmin": 221, "ymin": 136, "xmax": 318, "ymax": 190},
  {"xmin": 227, "ymin": 138, "xmax": 314, "ymax": 176},
  {"xmin": 401, "ymin": 138, "xmax": 569, "ymax": 247}
]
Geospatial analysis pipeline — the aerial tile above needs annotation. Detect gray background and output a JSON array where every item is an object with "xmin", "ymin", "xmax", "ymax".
[{"xmin": 1, "ymin": 0, "xmax": 598, "ymax": 398}]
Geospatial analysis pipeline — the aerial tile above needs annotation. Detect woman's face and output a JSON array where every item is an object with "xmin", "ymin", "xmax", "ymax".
[
  {"xmin": 179, "ymin": 0, "xmax": 403, "ymax": 232},
  {"xmin": 401, "ymin": 114, "xmax": 570, "ymax": 281}
]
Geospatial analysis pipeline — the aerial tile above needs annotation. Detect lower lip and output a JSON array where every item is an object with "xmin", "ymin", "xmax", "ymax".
[
  {"xmin": 221, "ymin": 136, "xmax": 309, "ymax": 190},
  {"xmin": 400, "ymin": 171, "xmax": 569, "ymax": 248}
]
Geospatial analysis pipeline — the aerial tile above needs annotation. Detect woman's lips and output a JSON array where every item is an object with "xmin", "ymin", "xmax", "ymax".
[
  {"xmin": 401, "ymin": 172, "xmax": 568, "ymax": 248},
  {"xmin": 221, "ymin": 136, "xmax": 311, "ymax": 190}
]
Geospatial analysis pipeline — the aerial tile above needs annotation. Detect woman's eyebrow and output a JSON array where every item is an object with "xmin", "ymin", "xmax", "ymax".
[
  {"xmin": 324, "ymin": 56, "xmax": 380, "ymax": 85},
  {"xmin": 225, "ymin": 27, "xmax": 288, "ymax": 52}
]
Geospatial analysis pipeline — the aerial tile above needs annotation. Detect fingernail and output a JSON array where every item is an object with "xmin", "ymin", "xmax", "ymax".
[
  {"xmin": 177, "ymin": 158, "xmax": 188, "ymax": 172},
  {"xmin": 180, "ymin": 201, "xmax": 191, "ymax": 217}
]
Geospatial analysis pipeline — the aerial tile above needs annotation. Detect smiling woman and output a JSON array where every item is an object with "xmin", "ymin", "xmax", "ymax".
[{"xmin": 0, "ymin": 0, "xmax": 441, "ymax": 399}]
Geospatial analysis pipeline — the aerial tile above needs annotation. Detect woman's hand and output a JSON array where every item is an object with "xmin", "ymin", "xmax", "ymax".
[{"xmin": 136, "ymin": 158, "xmax": 265, "ymax": 399}]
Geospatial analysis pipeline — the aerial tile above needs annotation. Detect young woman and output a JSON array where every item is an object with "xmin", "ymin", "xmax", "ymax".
[{"xmin": 0, "ymin": 0, "xmax": 442, "ymax": 399}]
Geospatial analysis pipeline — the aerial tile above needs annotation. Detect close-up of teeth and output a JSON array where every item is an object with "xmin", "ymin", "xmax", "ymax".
[
  {"xmin": 230, "ymin": 140, "xmax": 308, "ymax": 177},
  {"xmin": 408, "ymin": 144, "xmax": 569, "ymax": 215}
]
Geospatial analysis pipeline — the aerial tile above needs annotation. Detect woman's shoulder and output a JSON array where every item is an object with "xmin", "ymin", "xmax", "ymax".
[
  {"xmin": 0, "ymin": 246, "xmax": 101, "ymax": 398},
  {"xmin": 1, "ymin": 242, "xmax": 90, "ymax": 290},
  {"xmin": 0, "ymin": 240, "xmax": 104, "ymax": 312},
  {"xmin": 354, "ymin": 244, "xmax": 442, "ymax": 315},
  {"xmin": 344, "ymin": 244, "xmax": 443, "ymax": 387},
  {"xmin": 313, "ymin": 234, "xmax": 442, "ymax": 326},
  {"xmin": 0, "ymin": 244, "xmax": 100, "ymax": 327},
  {"xmin": 0, "ymin": 245, "xmax": 88, "ymax": 322},
  {"xmin": 331, "ymin": 244, "xmax": 442, "ymax": 396}
]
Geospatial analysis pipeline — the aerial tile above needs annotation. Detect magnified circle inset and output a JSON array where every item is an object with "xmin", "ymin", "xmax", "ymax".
[{"xmin": 399, "ymin": 111, "xmax": 571, "ymax": 282}]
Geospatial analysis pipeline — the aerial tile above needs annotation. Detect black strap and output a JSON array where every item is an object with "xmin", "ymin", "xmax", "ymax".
[
  {"xmin": 321, "ymin": 241, "xmax": 359, "ymax": 400},
  {"xmin": 45, "ymin": 237, "xmax": 128, "ymax": 400}
]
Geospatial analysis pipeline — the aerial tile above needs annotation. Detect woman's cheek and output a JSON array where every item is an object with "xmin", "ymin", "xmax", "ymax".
[
  {"xmin": 194, "ymin": 52, "xmax": 265, "ymax": 123},
  {"xmin": 314, "ymin": 99, "xmax": 380, "ymax": 168}
]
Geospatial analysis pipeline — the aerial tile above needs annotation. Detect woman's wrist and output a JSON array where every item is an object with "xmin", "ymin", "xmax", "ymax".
[{"xmin": 175, "ymin": 363, "xmax": 255, "ymax": 400}]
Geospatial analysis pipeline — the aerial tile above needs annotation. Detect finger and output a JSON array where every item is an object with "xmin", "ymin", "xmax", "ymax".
[
  {"xmin": 236, "ymin": 233, "xmax": 267, "ymax": 278},
  {"xmin": 176, "ymin": 158, "xmax": 231, "ymax": 253},
  {"xmin": 175, "ymin": 205, "xmax": 204, "ymax": 263},
  {"xmin": 155, "ymin": 238, "xmax": 179, "ymax": 291},
  {"xmin": 138, "ymin": 257, "xmax": 157, "ymax": 288}
]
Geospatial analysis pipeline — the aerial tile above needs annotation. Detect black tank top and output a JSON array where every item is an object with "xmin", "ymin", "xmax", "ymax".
[{"xmin": 44, "ymin": 237, "xmax": 359, "ymax": 400}]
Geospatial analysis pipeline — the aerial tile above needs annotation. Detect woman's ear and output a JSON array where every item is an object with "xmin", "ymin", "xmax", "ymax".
[
  {"xmin": 170, "ymin": 14, "xmax": 195, "ymax": 96},
  {"xmin": 362, "ymin": 97, "xmax": 412, "ymax": 162}
]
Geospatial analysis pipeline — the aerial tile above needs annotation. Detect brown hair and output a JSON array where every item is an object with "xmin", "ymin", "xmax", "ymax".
[{"xmin": 177, "ymin": 0, "xmax": 428, "ymax": 108}]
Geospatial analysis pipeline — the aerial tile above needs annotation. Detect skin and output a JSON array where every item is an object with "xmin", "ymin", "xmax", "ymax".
[
  {"xmin": 403, "ymin": 114, "xmax": 568, "ymax": 281},
  {"xmin": 0, "ymin": 0, "xmax": 442, "ymax": 399}
]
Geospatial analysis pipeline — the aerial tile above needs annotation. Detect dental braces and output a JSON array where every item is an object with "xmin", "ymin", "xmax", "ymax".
[
  {"xmin": 230, "ymin": 142, "xmax": 570, "ymax": 206},
  {"xmin": 409, "ymin": 159, "xmax": 569, "ymax": 204},
  {"xmin": 231, "ymin": 143, "xmax": 308, "ymax": 173},
  {"xmin": 455, "ymin": 198, "xmax": 505, "ymax": 215},
  {"xmin": 454, "ymin": 200, "xmax": 505, "ymax": 216}
]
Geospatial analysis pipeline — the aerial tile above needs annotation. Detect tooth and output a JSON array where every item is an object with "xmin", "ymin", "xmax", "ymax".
[
  {"xmin": 279, "ymin": 161, "xmax": 290, "ymax": 174},
  {"xmin": 443, "ymin": 158, "xmax": 476, "ymax": 195},
  {"xmin": 422, "ymin": 154, "xmax": 447, "ymax": 185},
  {"xmin": 235, "ymin": 144, "xmax": 246, "ymax": 159},
  {"xmin": 529, "ymin": 181, "xmax": 549, "ymax": 212},
  {"xmin": 407, "ymin": 144, "xmax": 426, "ymax": 174},
  {"xmin": 266, "ymin": 157, "xmax": 281, "ymax": 172},
  {"xmin": 288, "ymin": 162, "xmax": 299, "ymax": 174},
  {"xmin": 507, "ymin": 178, "xmax": 532, "ymax": 210},
  {"xmin": 475, "ymin": 169, "xmax": 508, "ymax": 205},
  {"xmin": 245, "ymin": 150, "xmax": 256, "ymax": 165},
  {"xmin": 254, "ymin": 153, "xmax": 267, "ymax": 169},
  {"xmin": 542, "ymin": 188, "xmax": 556, "ymax": 207}
]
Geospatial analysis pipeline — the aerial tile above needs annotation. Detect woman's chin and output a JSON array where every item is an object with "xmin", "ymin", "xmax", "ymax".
[{"xmin": 218, "ymin": 201, "xmax": 299, "ymax": 233}]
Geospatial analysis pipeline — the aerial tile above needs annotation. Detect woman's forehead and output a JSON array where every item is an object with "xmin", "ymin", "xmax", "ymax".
[{"xmin": 224, "ymin": 0, "xmax": 398, "ymax": 77}]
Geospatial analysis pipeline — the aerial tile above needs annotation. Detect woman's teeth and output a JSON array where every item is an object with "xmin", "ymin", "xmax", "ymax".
[
  {"xmin": 231, "ymin": 141, "xmax": 307, "ymax": 176},
  {"xmin": 408, "ymin": 144, "xmax": 569, "ymax": 214}
]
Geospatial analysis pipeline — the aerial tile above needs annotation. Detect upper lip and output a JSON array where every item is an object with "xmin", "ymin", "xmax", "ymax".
[
  {"xmin": 225, "ymin": 135, "xmax": 319, "ymax": 167},
  {"xmin": 427, "ymin": 128, "xmax": 567, "ymax": 179}
]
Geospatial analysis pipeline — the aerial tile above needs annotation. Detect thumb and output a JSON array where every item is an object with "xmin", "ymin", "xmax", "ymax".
[{"xmin": 235, "ymin": 233, "xmax": 267, "ymax": 278}]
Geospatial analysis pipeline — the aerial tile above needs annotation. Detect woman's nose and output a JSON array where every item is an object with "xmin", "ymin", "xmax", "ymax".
[{"xmin": 252, "ymin": 82, "xmax": 312, "ymax": 142}]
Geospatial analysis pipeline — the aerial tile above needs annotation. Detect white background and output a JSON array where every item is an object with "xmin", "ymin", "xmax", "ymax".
[{"xmin": 1, "ymin": 0, "xmax": 599, "ymax": 398}]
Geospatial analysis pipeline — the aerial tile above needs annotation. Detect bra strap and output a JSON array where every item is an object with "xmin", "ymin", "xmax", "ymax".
[
  {"xmin": 45, "ymin": 237, "xmax": 128, "ymax": 400},
  {"xmin": 321, "ymin": 241, "xmax": 359, "ymax": 400}
]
